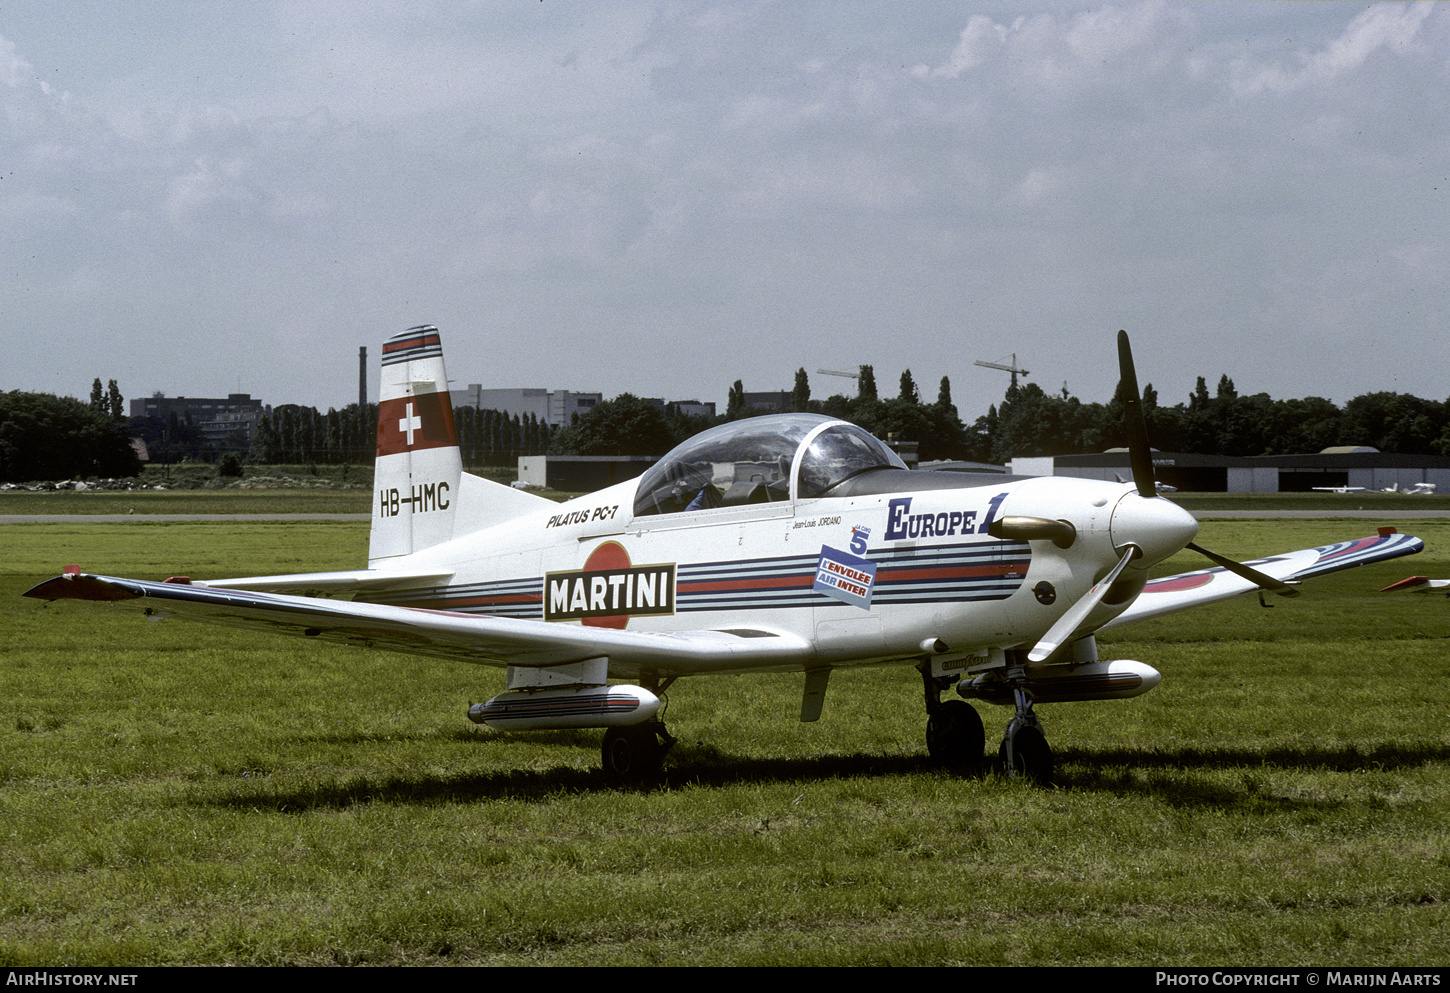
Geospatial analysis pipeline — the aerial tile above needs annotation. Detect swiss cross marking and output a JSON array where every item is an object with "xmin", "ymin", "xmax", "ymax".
[{"xmin": 399, "ymin": 402, "xmax": 423, "ymax": 445}]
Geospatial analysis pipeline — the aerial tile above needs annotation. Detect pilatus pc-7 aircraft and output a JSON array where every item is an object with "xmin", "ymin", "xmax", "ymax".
[{"xmin": 26, "ymin": 328, "xmax": 1425, "ymax": 783}]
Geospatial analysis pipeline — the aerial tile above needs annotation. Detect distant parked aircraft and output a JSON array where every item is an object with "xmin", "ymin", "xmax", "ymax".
[
  {"xmin": 1381, "ymin": 576, "xmax": 1449, "ymax": 596},
  {"xmin": 1115, "ymin": 473, "xmax": 1176, "ymax": 493}
]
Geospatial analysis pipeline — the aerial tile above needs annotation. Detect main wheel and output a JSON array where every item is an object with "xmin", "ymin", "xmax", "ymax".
[
  {"xmin": 925, "ymin": 700, "xmax": 985, "ymax": 771},
  {"xmin": 1002, "ymin": 722, "xmax": 1054, "ymax": 785},
  {"xmin": 601, "ymin": 723, "xmax": 664, "ymax": 785}
]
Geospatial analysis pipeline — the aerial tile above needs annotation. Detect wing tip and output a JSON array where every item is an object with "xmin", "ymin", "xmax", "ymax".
[{"xmin": 24, "ymin": 573, "xmax": 142, "ymax": 603}]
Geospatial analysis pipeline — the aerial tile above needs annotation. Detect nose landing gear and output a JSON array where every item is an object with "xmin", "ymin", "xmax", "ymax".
[
  {"xmin": 999, "ymin": 682, "xmax": 1054, "ymax": 785},
  {"xmin": 919, "ymin": 661, "xmax": 1055, "ymax": 784}
]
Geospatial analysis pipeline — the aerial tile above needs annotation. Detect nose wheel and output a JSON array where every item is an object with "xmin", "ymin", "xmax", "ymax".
[
  {"xmin": 1000, "ymin": 718, "xmax": 1053, "ymax": 784},
  {"xmin": 1000, "ymin": 684, "xmax": 1054, "ymax": 785}
]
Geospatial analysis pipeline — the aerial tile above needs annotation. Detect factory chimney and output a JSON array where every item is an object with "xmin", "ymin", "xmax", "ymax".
[{"xmin": 358, "ymin": 346, "xmax": 367, "ymax": 409}]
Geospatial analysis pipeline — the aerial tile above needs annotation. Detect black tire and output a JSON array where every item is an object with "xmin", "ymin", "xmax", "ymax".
[
  {"xmin": 601, "ymin": 724, "xmax": 664, "ymax": 785},
  {"xmin": 1004, "ymin": 722, "xmax": 1054, "ymax": 785},
  {"xmin": 925, "ymin": 700, "xmax": 985, "ymax": 771}
]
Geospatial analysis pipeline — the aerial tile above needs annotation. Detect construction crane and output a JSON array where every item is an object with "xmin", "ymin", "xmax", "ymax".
[
  {"xmin": 816, "ymin": 369, "xmax": 859, "ymax": 396},
  {"xmin": 974, "ymin": 354, "xmax": 1029, "ymax": 389}
]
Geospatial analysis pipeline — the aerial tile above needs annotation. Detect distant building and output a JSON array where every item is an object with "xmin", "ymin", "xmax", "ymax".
[
  {"xmin": 1045, "ymin": 449, "xmax": 1450, "ymax": 493},
  {"xmin": 451, "ymin": 386, "xmax": 602, "ymax": 426},
  {"xmin": 883, "ymin": 438, "xmax": 919, "ymax": 469},
  {"xmin": 517, "ymin": 455, "xmax": 657, "ymax": 492},
  {"xmin": 644, "ymin": 398, "xmax": 717, "ymax": 420},
  {"xmin": 670, "ymin": 400, "xmax": 716, "ymax": 419},
  {"xmin": 452, "ymin": 387, "xmax": 717, "ymax": 425},
  {"xmin": 128, "ymin": 393, "xmax": 266, "ymax": 450},
  {"xmin": 742, "ymin": 391, "xmax": 792, "ymax": 413}
]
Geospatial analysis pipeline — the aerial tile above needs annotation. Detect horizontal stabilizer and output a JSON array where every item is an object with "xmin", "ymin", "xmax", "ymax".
[{"xmin": 451, "ymin": 472, "xmax": 555, "ymax": 535}]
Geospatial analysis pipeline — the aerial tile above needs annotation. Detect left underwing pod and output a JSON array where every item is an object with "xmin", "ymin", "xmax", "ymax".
[
  {"xmin": 468, "ymin": 685, "xmax": 660, "ymax": 731},
  {"xmin": 959, "ymin": 659, "xmax": 1161, "ymax": 705}
]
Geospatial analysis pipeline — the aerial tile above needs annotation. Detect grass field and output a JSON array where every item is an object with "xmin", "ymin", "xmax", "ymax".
[
  {"xmin": 2, "ymin": 517, "xmax": 1448, "ymax": 966},
  {"xmin": 0, "ymin": 489, "xmax": 372, "ymax": 516}
]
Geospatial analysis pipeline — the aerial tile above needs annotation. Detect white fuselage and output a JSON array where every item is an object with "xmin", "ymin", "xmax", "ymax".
[{"xmin": 363, "ymin": 471, "xmax": 1165, "ymax": 677}]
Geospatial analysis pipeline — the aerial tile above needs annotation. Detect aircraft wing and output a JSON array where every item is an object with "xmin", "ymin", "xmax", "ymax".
[
  {"xmin": 1380, "ymin": 576, "xmax": 1450, "ymax": 594},
  {"xmin": 197, "ymin": 568, "xmax": 457, "ymax": 598},
  {"xmin": 22, "ymin": 572, "xmax": 816, "ymax": 677},
  {"xmin": 1103, "ymin": 530, "xmax": 1425, "ymax": 629}
]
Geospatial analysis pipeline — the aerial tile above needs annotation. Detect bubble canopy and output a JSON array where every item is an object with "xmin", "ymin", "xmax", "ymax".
[{"xmin": 631, "ymin": 414, "xmax": 906, "ymax": 518}]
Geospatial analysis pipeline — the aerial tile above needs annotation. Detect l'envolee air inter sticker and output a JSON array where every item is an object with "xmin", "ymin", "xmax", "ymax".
[{"xmin": 814, "ymin": 545, "xmax": 876, "ymax": 609}]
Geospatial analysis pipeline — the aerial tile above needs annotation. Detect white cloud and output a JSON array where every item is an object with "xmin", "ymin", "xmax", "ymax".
[
  {"xmin": 928, "ymin": 15, "xmax": 1008, "ymax": 78},
  {"xmin": 1233, "ymin": 1, "xmax": 1434, "ymax": 95},
  {"xmin": 1, "ymin": 31, "xmax": 31, "ymax": 87}
]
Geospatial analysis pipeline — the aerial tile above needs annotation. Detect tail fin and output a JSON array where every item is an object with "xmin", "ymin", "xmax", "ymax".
[{"xmin": 369, "ymin": 326, "xmax": 463, "ymax": 562}]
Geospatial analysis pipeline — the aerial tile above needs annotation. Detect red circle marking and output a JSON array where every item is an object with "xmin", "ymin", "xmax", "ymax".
[{"xmin": 582, "ymin": 541, "xmax": 632, "ymax": 629}]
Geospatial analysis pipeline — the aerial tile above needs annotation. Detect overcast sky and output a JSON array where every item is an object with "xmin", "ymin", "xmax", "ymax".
[{"xmin": 3, "ymin": 2, "xmax": 1446, "ymax": 420}]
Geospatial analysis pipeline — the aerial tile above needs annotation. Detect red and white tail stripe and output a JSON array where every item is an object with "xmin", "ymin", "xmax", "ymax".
[{"xmin": 369, "ymin": 325, "xmax": 463, "ymax": 562}]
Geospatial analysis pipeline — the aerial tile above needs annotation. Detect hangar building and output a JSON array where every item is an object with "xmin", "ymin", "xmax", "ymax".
[{"xmin": 1041, "ymin": 449, "xmax": 1450, "ymax": 493}]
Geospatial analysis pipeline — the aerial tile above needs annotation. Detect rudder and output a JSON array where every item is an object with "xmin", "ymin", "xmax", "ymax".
[{"xmin": 370, "ymin": 325, "xmax": 462, "ymax": 562}]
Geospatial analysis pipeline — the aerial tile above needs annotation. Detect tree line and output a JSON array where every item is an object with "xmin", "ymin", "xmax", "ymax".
[
  {"xmin": 975, "ymin": 374, "xmax": 1450, "ymax": 463},
  {"xmin": 0, "ymin": 379, "xmax": 141, "ymax": 483},
  {"xmin": 0, "ymin": 387, "xmax": 569, "ymax": 482},
  {"xmin": 246, "ymin": 404, "xmax": 559, "ymax": 466},
  {"xmin": 549, "ymin": 366, "xmax": 1450, "ymax": 464},
  {"xmin": 4, "ymin": 368, "xmax": 1448, "ymax": 485}
]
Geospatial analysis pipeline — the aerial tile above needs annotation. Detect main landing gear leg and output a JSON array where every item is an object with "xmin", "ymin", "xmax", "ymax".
[
  {"xmin": 918, "ymin": 662, "xmax": 985, "ymax": 772},
  {"xmin": 601, "ymin": 721, "xmax": 672, "ymax": 785},
  {"xmin": 601, "ymin": 675, "xmax": 677, "ymax": 786},
  {"xmin": 999, "ymin": 671, "xmax": 1053, "ymax": 785}
]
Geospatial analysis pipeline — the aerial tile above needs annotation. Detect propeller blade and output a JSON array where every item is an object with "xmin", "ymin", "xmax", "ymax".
[
  {"xmin": 988, "ymin": 516, "xmax": 1076, "ymax": 549},
  {"xmin": 1186, "ymin": 542, "xmax": 1301, "ymax": 598},
  {"xmin": 1028, "ymin": 544, "xmax": 1139, "ymax": 663},
  {"xmin": 1117, "ymin": 329, "xmax": 1158, "ymax": 499}
]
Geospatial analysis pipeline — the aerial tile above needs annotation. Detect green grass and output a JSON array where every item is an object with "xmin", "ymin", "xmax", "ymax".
[
  {"xmin": 1, "ymin": 519, "xmax": 1448, "ymax": 965},
  {"xmin": 0, "ymin": 489, "xmax": 371, "ymax": 516},
  {"xmin": 0, "ymin": 463, "xmax": 568, "ymax": 515}
]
